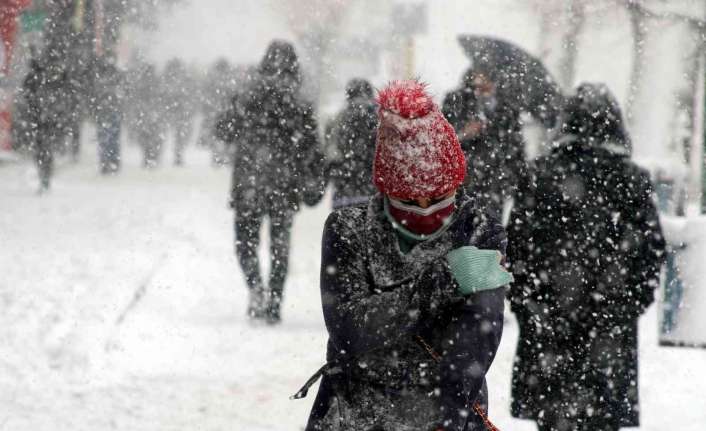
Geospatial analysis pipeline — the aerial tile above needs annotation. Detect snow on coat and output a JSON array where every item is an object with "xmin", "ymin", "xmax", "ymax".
[
  {"xmin": 216, "ymin": 41, "xmax": 324, "ymax": 212},
  {"xmin": 506, "ymin": 139, "xmax": 666, "ymax": 427},
  {"xmin": 305, "ymin": 192, "xmax": 506, "ymax": 431}
]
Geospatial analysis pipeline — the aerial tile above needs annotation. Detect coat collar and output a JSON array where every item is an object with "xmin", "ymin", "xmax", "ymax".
[{"xmin": 364, "ymin": 192, "xmax": 478, "ymax": 288}]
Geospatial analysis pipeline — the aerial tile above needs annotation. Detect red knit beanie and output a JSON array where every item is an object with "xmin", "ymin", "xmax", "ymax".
[{"xmin": 373, "ymin": 80, "xmax": 466, "ymax": 200}]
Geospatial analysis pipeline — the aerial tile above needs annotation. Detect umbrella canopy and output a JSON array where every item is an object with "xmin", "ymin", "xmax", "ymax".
[{"xmin": 458, "ymin": 35, "xmax": 564, "ymax": 128}]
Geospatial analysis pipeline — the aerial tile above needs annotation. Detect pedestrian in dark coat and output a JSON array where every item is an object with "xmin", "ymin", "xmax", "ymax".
[
  {"xmin": 442, "ymin": 69, "xmax": 527, "ymax": 217},
  {"xmin": 324, "ymin": 78, "xmax": 378, "ymax": 209},
  {"xmin": 22, "ymin": 53, "xmax": 71, "ymax": 192},
  {"xmin": 92, "ymin": 57, "xmax": 124, "ymax": 174},
  {"xmin": 215, "ymin": 40, "xmax": 325, "ymax": 323},
  {"xmin": 301, "ymin": 81, "xmax": 512, "ymax": 431},
  {"xmin": 506, "ymin": 83, "xmax": 666, "ymax": 431}
]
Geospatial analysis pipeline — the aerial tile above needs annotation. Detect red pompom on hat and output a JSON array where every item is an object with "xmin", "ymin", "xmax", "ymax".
[{"xmin": 373, "ymin": 80, "xmax": 466, "ymax": 200}]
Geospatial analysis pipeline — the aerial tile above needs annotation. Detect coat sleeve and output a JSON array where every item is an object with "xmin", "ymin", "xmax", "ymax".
[
  {"xmin": 298, "ymin": 103, "xmax": 327, "ymax": 206},
  {"xmin": 322, "ymin": 118, "xmax": 340, "ymax": 182},
  {"xmin": 612, "ymin": 169, "xmax": 666, "ymax": 317},
  {"xmin": 437, "ymin": 289, "xmax": 505, "ymax": 430},
  {"xmin": 320, "ymin": 211, "xmax": 461, "ymax": 359},
  {"xmin": 436, "ymin": 218, "xmax": 506, "ymax": 430},
  {"xmin": 505, "ymin": 167, "xmax": 545, "ymax": 320},
  {"xmin": 214, "ymin": 96, "xmax": 244, "ymax": 143}
]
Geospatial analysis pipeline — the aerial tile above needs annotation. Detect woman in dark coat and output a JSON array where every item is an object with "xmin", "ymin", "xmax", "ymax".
[
  {"xmin": 506, "ymin": 83, "xmax": 665, "ymax": 431},
  {"xmin": 301, "ymin": 81, "xmax": 512, "ymax": 431}
]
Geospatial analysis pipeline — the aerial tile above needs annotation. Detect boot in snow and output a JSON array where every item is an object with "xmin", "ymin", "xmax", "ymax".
[
  {"xmin": 265, "ymin": 292, "xmax": 282, "ymax": 325},
  {"xmin": 247, "ymin": 289, "xmax": 266, "ymax": 320}
]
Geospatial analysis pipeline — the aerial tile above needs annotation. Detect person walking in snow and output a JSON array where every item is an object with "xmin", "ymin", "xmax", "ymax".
[
  {"xmin": 163, "ymin": 58, "xmax": 197, "ymax": 166},
  {"xmin": 215, "ymin": 40, "xmax": 324, "ymax": 324},
  {"xmin": 300, "ymin": 81, "xmax": 511, "ymax": 431},
  {"xmin": 324, "ymin": 78, "xmax": 379, "ymax": 209},
  {"xmin": 22, "ymin": 52, "xmax": 72, "ymax": 192},
  {"xmin": 442, "ymin": 69, "xmax": 527, "ymax": 217},
  {"xmin": 92, "ymin": 57, "xmax": 125, "ymax": 175},
  {"xmin": 506, "ymin": 83, "xmax": 666, "ymax": 431}
]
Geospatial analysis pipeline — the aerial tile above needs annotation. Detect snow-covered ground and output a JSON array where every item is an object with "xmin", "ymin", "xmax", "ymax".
[{"xmin": 1, "ymin": 140, "xmax": 705, "ymax": 430}]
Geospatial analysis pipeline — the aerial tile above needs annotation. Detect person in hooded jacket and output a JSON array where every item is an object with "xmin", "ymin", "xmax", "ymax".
[
  {"xmin": 324, "ymin": 78, "xmax": 378, "ymax": 209},
  {"xmin": 506, "ymin": 83, "xmax": 666, "ymax": 431},
  {"xmin": 215, "ymin": 40, "xmax": 325, "ymax": 324},
  {"xmin": 442, "ymin": 69, "xmax": 527, "ymax": 218},
  {"xmin": 301, "ymin": 80, "xmax": 511, "ymax": 431}
]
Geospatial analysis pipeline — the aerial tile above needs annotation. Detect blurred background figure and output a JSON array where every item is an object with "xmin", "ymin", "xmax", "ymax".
[
  {"xmin": 131, "ymin": 64, "xmax": 165, "ymax": 168},
  {"xmin": 443, "ymin": 68, "xmax": 527, "ymax": 217},
  {"xmin": 63, "ymin": 61, "xmax": 85, "ymax": 163},
  {"xmin": 506, "ymin": 83, "xmax": 666, "ymax": 431},
  {"xmin": 215, "ymin": 40, "xmax": 324, "ymax": 324},
  {"xmin": 162, "ymin": 58, "xmax": 196, "ymax": 166},
  {"xmin": 21, "ymin": 49, "xmax": 72, "ymax": 192},
  {"xmin": 91, "ymin": 57, "xmax": 124, "ymax": 175},
  {"xmin": 443, "ymin": 36, "xmax": 563, "ymax": 218},
  {"xmin": 123, "ymin": 58, "xmax": 153, "ymax": 146},
  {"xmin": 323, "ymin": 78, "xmax": 378, "ymax": 209},
  {"xmin": 198, "ymin": 58, "xmax": 236, "ymax": 166}
]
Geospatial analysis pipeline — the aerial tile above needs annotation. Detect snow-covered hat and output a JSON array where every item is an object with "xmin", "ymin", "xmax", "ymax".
[{"xmin": 373, "ymin": 80, "xmax": 466, "ymax": 200}]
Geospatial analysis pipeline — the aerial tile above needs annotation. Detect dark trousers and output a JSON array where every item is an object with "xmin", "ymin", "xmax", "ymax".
[
  {"xmin": 34, "ymin": 134, "xmax": 54, "ymax": 190},
  {"xmin": 139, "ymin": 129, "xmax": 164, "ymax": 168},
  {"xmin": 172, "ymin": 121, "xmax": 192, "ymax": 165},
  {"xmin": 97, "ymin": 113, "xmax": 122, "ymax": 173},
  {"xmin": 234, "ymin": 202, "xmax": 294, "ymax": 305},
  {"xmin": 67, "ymin": 119, "xmax": 81, "ymax": 160}
]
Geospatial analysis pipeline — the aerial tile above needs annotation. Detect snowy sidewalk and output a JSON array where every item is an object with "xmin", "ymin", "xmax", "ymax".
[{"xmin": 1, "ymin": 146, "xmax": 704, "ymax": 430}]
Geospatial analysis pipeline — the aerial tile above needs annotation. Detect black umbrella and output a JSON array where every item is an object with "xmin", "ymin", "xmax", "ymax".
[{"xmin": 458, "ymin": 35, "xmax": 564, "ymax": 128}]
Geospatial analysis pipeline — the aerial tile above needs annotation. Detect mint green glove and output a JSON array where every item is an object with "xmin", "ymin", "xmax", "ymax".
[{"xmin": 446, "ymin": 246, "xmax": 514, "ymax": 296}]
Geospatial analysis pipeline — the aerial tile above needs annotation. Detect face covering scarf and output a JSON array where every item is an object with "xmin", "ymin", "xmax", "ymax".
[{"xmin": 387, "ymin": 195, "xmax": 456, "ymax": 236}]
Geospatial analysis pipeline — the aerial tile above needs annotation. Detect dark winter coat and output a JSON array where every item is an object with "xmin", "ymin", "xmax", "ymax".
[
  {"xmin": 21, "ymin": 58, "xmax": 72, "ymax": 146},
  {"xmin": 305, "ymin": 193, "xmax": 506, "ymax": 431},
  {"xmin": 442, "ymin": 86, "xmax": 526, "ymax": 215},
  {"xmin": 132, "ymin": 67, "xmax": 165, "ymax": 142},
  {"xmin": 324, "ymin": 91, "xmax": 378, "ymax": 209},
  {"xmin": 216, "ymin": 41, "xmax": 324, "ymax": 212},
  {"xmin": 162, "ymin": 60, "xmax": 197, "ymax": 126},
  {"xmin": 506, "ymin": 140, "xmax": 665, "ymax": 427},
  {"xmin": 92, "ymin": 60, "xmax": 125, "ymax": 125}
]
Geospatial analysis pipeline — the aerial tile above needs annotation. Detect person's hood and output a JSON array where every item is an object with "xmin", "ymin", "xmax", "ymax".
[
  {"xmin": 560, "ymin": 82, "xmax": 632, "ymax": 155},
  {"xmin": 345, "ymin": 78, "xmax": 374, "ymax": 102},
  {"xmin": 259, "ymin": 40, "xmax": 302, "ymax": 92}
]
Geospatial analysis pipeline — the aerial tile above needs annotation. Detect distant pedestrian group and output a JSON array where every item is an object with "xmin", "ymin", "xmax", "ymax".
[{"xmin": 17, "ymin": 49, "xmax": 212, "ymax": 192}]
